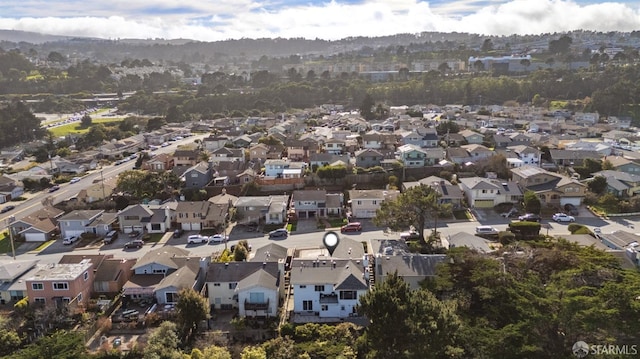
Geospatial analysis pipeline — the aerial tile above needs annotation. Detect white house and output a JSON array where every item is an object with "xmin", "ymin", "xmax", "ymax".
[
  {"xmin": 290, "ymin": 259, "xmax": 368, "ymax": 321},
  {"xmin": 348, "ymin": 189, "xmax": 400, "ymax": 219},
  {"xmin": 458, "ymin": 177, "xmax": 522, "ymax": 208}
]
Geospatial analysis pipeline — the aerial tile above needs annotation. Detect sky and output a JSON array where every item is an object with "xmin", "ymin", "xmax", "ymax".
[{"xmin": 1, "ymin": 0, "xmax": 640, "ymax": 41}]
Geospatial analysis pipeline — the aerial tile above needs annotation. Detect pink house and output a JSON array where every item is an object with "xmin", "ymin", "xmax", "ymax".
[{"xmin": 25, "ymin": 259, "xmax": 94, "ymax": 311}]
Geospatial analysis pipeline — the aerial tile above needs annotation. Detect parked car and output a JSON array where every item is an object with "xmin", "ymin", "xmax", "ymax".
[
  {"xmin": 62, "ymin": 236, "xmax": 78, "ymax": 245},
  {"xmin": 268, "ymin": 228, "xmax": 289, "ymax": 239},
  {"xmin": 209, "ymin": 234, "xmax": 228, "ymax": 243},
  {"xmin": 103, "ymin": 230, "xmax": 118, "ymax": 245},
  {"xmin": 1, "ymin": 205, "xmax": 15, "ymax": 213},
  {"xmin": 173, "ymin": 228, "xmax": 184, "ymax": 238},
  {"xmin": 69, "ymin": 177, "xmax": 81, "ymax": 184},
  {"xmin": 187, "ymin": 235, "xmax": 209, "ymax": 244},
  {"xmin": 501, "ymin": 208, "xmax": 519, "ymax": 218},
  {"xmin": 124, "ymin": 239, "xmax": 144, "ymax": 249},
  {"xmin": 128, "ymin": 230, "xmax": 141, "ymax": 238},
  {"xmin": 475, "ymin": 226, "xmax": 499, "ymax": 235},
  {"xmin": 400, "ymin": 230, "xmax": 420, "ymax": 240},
  {"xmin": 48, "ymin": 185, "xmax": 60, "ymax": 192},
  {"xmin": 564, "ymin": 203, "xmax": 579, "ymax": 216},
  {"xmin": 518, "ymin": 213, "xmax": 541, "ymax": 222},
  {"xmin": 552, "ymin": 213, "xmax": 575, "ymax": 223},
  {"xmin": 340, "ymin": 222, "xmax": 363, "ymax": 233}
]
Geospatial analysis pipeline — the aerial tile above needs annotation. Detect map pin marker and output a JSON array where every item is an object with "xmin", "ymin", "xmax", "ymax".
[{"xmin": 323, "ymin": 231, "xmax": 340, "ymax": 257}]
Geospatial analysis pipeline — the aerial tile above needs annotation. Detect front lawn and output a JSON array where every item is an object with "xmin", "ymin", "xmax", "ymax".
[
  {"xmin": 453, "ymin": 210, "xmax": 471, "ymax": 220},
  {"xmin": 0, "ymin": 232, "xmax": 18, "ymax": 254}
]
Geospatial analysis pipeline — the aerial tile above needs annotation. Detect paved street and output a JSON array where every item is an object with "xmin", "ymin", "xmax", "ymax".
[{"xmin": 4, "ymin": 207, "xmax": 638, "ymax": 265}]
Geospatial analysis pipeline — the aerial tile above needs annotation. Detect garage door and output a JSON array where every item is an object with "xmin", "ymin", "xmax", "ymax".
[
  {"xmin": 24, "ymin": 233, "xmax": 47, "ymax": 242},
  {"xmin": 63, "ymin": 230, "xmax": 84, "ymax": 238},
  {"xmin": 560, "ymin": 197, "xmax": 581, "ymax": 206},
  {"xmin": 189, "ymin": 223, "xmax": 201, "ymax": 231},
  {"xmin": 474, "ymin": 199, "xmax": 494, "ymax": 208}
]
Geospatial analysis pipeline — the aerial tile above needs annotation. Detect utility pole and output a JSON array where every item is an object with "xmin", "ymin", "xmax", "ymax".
[
  {"xmin": 8, "ymin": 215, "xmax": 15, "ymax": 260},
  {"xmin": 101, "ymin": 170, "xmax": 106, "ymax": 202}
]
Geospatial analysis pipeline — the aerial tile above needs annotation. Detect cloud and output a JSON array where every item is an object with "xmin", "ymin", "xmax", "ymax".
[{"xmin": 0, "ymin": 0, "xmax": 639, "ymax": 41}]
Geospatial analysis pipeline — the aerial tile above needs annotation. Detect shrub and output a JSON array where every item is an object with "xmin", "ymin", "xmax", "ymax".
[
  {"xmin": 574, "ymin": 227, "xmax": 592, "ymax": 235},
  {"xmin": 498, "ymin": 231, "xmax": 515, "ymax": 245},
  {"xmin": 508, "ymin": 221, "xmax": 541, "ymax": 239},
  {"xmin": 567, "ymin": 223, "xmax": 583, "ymax": 233}
]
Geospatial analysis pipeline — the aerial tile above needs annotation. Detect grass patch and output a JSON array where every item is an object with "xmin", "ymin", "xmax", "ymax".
[
  {"xmin": 34, "ymin": 240, "xmax": 55, "ymax": 252},
  {"xmin": 453, "ymin": 210, "xmax": 471, "ymax": 220},
  {"xmin": 144, "ymin": 233, "xmax": 165, "ymax": 243},
  {"xmin": 48, "ymin": 118, "xmax": 126, "ymax": 137},
  {"xmin": 328, "ymin": 218, "xmax": 347, "ymax": 227},
  {"xmin": 0, "ymin": 232, "xmax": 19, "ymax": 254}
]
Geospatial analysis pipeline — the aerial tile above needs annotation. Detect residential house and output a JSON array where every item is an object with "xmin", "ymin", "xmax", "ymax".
[
  {"xmin": 325, "ymin": 193, "xmax": 344, "ymax": 217},
  {"xmin": 549, "ymin": 149, "xmax": 602, "ymax": 167},
  {"xmin": 25, "ymin": 259, "xmax": 95, "ymax": 310},
  {"xmin": 606, "ymin": 156, "xmax": 640, "ymax": 174},
  {"xmin": 235, "ymin": 195, "xmax": 288, "ymax": 225},
  {"xmin": 285, "ymin": 139, "xmax": 319, "ymax": 161},
  {"xmin": 459, "ymin": 129, "xmax": 484, "ymax": 144},
  {"xmin": 202, "ymin": 135, "xmax": 231, "ymax": 152},
  {"xmin": 93, "ymin": 258, "xmax": 137, "ymax": 296},
  {"xmin": 398, "ymin": 130, "xmax": 423, "ymax": 148},
  {"xmin": 264, "ymin": 159, "xmax": 306, "ymax": 178},
  {"xmin": 447, "ymin": 147, "xmax": 473, "ymax": 164},
  {"xmin": 231, "ymin": 135, "xmax": 252, "ymax": 148},
  {"xmin": 123, "ymin": 247, "xmax": 209, "ymax": 304},
  {"xmin": 492, "ymin": 134, "xmax": 512, "ymax": 148},
  {"xmin": 511, "ymin": 165, "xmax": 587, "ymax": 207},
  {"xmin": 324, "ymin": 138, "xmax": 346, "ymax": 155},
  {"xmin": 375, "ymin": 254, "xmax": 447, "ymax": 290},
  {"xmin": 0, "ymin": 175, "xmax": 23, "ymax": 203},
  {"xmin": 292, "ymin": 189, "xmax": 337, "ymax": 219},
  {"xmin": 397, "ymin": 144, "xmax": 428, "ymax": 167},
  {"xmin": 423, "ymin": 149, "xmax": 447, "ymax": 166},
  {"xmin": 310, "ymin": 153, "xmax": 351, "ymax": 170},
  {"xmin": 182, "ymin": 162, "xmax": 213, "ymax": 189},
  {"xmin": 143, "ymin": 153, "xmax": 174, "ymax": 172},
  {"xmin": 290, "ymin": 259, "xmax": 368, "ymax": 320},
  {"xmin": 173, "ymin": 149, "xmax": 200, "ymax": 167},
  {"xmin": 593, "ymin": 170, "xmax": 640, "ymax": 198},
  {"xmin": 508, "ymin": 132, "xmax": 532, "ymax": 146},
  {"xmin": 348, "ymin": 189, "xmax": 400, "ymax": 218},
  {"xmin": 10, "ymin": 206, "xmax": 64, "ymax": 242},
  {"xmin": 57, "ymin": 210, "xmax": 111, "ymax": 239},
  {"xmin": 362, "ymin": 132, "xmax": 396, "ymax": 150},
  {"xmin": 117, "ymin": 204, "xmax": 172, "ymax": 234},
  {"xmin": 458, "ymin": 177, "xmax": 523, "ymax": 208},
  {"xmin": 53, "ymin": 159, "xmax": 87, "ymax": 175},
  {"xmin": 445, "ymin": 133, "xmax": 466, "ymax": 147},
  {"xmin": 248, "ymin": 143, "xmax": 270, "ymax": 164},
  {"xmin": 0, "ymin": 259, "xmax": 38, "ymax": 303},
  {"xmin": 77, "ymin": 181, "xmax": 116, "ymax": 203},
  {"xmin": 175, "ymin": 200, "xmax": 227, "ymax": 231},
  {"xmin": 564, "ymin": 141, "xmax": 612, "ymax": 156},
  {"xmin": 211, "ymin": 147, "xmax": 245, "ymax": 163},
  {"xmin": 206, "ymin": 261, "xmax": 282, "ymax": 317},
  {"xmin": 461, "ymin": 144, "xmax": 495, "ymax": 161},
  {"xmin": 507, "ymin": 145, "xmax": 541, "ymax": 166},
  {"xmin": 237, "ymin": 168, "xmax": 258, "ymax": 185},
  {"xmin": 354, "ymin": 149, "xmax": 384, "ymax": 168}
]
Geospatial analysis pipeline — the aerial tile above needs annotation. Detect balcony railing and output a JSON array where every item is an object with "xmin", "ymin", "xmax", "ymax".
[{"xmin": 244, "ymin": 299, "xmax": 269, "ymax": 310}]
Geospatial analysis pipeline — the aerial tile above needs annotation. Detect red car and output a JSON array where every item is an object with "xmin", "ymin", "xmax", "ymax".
[{"xmin": 340, "ymin": 222, "xmax": 362, "ymax": 233}]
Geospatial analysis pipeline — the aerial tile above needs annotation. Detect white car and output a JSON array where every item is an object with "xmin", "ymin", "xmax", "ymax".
[
  {"xmin": 475, "ymin": 226, "xmax": 499, "ymax": 235},
  {"xmin": 187, "ymin": 235, "xmax": 209, "ymax": 244},
  {"xmin": 209, "ymin": 234, "xmax": 228, "ymax": 243},
  {"xmin": 63, "ymin": 236, "xmax": 78, "ymax": 245},
  {"xmin": 70, "ymin": 177, "xmax": 81, "ymax": 184},
  {"xmin": 552, "ymin": 213, "xmax": 575, "ymax": 223}
]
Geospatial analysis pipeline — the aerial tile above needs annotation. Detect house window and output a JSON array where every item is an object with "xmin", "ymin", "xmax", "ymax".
[
  {"xmin": 321, "ymin": 305, "xmax": 328, "ymax": 311},
  {"xmin": 213, "ymin": 283, "xmax": 221, "ymax": 287},
  {"xmin": 151, "ymin": 224, "xmax": 161, "ymax": 231},
  {"xmin": 165, "ymin": 292, "xmax": 178, "ymax": 303},
  {"xmin": 53, "ymin": 282, "xmax": 69, "ymax": 290},
  {"xmin": 153, "ymin": 269, "xmax": 166, "ymax": 274},
  {"xmin": 249, "ymin": 292, "xmax": 265, "ymax": 303},
  {"xmin": 62, "ymin": 297, "xmax": 70, "ymax": 304},
  {"xmin": 482, "ymin": 190, "xmax": 487, "ymax": 194},
  {"xmin": 229, "ymin": 283, "xmax": 237, "ymax": 290},
  {"xmin": 303, "ymin": 300, "xmax": 313, "ymax": 311},
  {"xmin": 299, "ymin": 285, "xmax": 306, "ymax": 289},
  {"xmin": 372, "ymin": 200, "xmax": 377, "ymax": 205},
  {"xmin": 314, "ymin": 285, "xmax": 324, "ymax": 292},
  {"xmin": 339, "ymin": 291, "xmax": 357, "ymax": 300},
  {"xmin": 357, "ymin": 201, "xmax": 362, "ymax": 205},
  {"xmin": 77, "ymin": 293, "xmax": 83, "ymax": 302},
  {"xmin": 32, "ymin": 283, "xmax": 43, "ymax": 290},
  {"xmin": 84, "ymin": 272, "xmax": 88, "ymax": 281},
  {"xmin": 124, "ymin": 216, "xmax": 139, "ymax": 220},
  {"xmin": 34, "ymin": 298, "xmax": 45, "ymax": 304}
]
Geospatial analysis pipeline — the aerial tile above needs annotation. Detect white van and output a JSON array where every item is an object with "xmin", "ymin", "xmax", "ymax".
[{"xmin": 475, "ymin": 226, "xmax": 498, "ymax": 235}]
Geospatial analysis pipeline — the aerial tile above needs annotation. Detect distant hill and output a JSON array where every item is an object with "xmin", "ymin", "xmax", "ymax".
[{"xmin": 0, "ymin": 29, "xmax": 73, "ymax": 44}]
